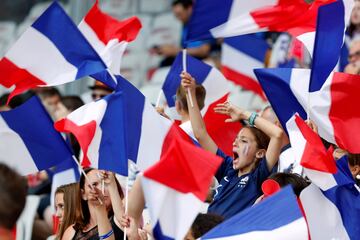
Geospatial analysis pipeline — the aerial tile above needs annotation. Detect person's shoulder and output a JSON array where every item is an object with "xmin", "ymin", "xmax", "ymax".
[{"xmin": 62, "ymin": 224, "xmax": 76, "ymax": 240}]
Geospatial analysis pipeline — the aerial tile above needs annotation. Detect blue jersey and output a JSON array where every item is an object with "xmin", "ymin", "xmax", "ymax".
[{"xmin": 208, "ymin": 148, "xmax": 271, "ymax": 219}]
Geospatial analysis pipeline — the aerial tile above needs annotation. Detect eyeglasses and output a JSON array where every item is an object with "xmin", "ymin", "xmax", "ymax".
[{"xmin": 91, "ymin": 93, "xmax": 107, "ymax": 100}]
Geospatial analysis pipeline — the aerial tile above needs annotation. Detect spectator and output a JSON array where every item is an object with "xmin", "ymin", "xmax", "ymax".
[
  {"xmin": 347, "ymin": 153, "xmax": 360, "ymax": 186},
  {"xmin": 62, "ymin": 169, "xmax": 125, "ymax": 240},
  {"xmin": 54, "ymin": 183, "xmax": 81, "ymax": 240},
  {"xmin": 0, "ymin": 163, "xmax": 27, "ymax": 240},
  {"xmin": 38, "ymin": 87, "xmax": 62, "ymax": 117},
  {"xmin": 344, "ymin": 40, "xmax": 360, "ymax": 74},
  {"xmin": 184, "ymin": 213, "xmax": 224, "ymax": 240},
  {"xmin": 181, "ymin": 72, "xmax": 283, "ymax": 219},
  {"xmin": 154, "ymin": 0, "xmax": 212, "ymax": 66},
  {"xmin": 347, "ymin": 1, "xmax": 360, "ymax": 40},
  {"xmin": 89, "ymin": 81, "xmax": 113, "ymax": 101}
]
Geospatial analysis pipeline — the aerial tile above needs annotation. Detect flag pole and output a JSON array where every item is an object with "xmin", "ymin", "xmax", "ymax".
[
  {"xmin": 155, "ymin": 89, "xmax": 163, "ymax": 108},
  {"xmin": 71, "ymin": 155, "xmax": 103, "ymax": 205},
  {"xmin": 183, "ymin": 49, "xmax": 194, "ymax": 108}
]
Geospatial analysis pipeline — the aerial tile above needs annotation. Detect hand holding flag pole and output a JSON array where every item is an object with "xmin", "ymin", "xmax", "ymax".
[
  {"xmin": 71, "ymin": 155, "xmax": 103, "ymax": 205},
  {"xmin": 183, "ymin": 49, "xmax": 194, "ymax": 108}
]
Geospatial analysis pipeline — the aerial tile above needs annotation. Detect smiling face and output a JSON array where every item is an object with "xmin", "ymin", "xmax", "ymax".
[
  {"xmin": 55, "ymin": 192, "xmax": 65, "ymax": 224},
  {"xmin": 82, "ymin": 169, "xmax": 111, "ymax": 210},
  {"xmin": 232, "ymin": 128, "xmax": 260, "ymax": 171}
]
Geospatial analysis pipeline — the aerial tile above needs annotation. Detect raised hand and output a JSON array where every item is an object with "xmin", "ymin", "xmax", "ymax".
[{"xmin": 214, "ymin": 101, "xmax": 246, "ymax": 123}]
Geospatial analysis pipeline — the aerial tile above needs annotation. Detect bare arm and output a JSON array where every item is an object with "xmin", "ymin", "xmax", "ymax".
[
  {"xmin": 214, "ymin": 102, "xmax": 284, "ymax": 171},
  {"xmin": 181, "ymin": 72, "xmax": 218, "ymax": 154}
]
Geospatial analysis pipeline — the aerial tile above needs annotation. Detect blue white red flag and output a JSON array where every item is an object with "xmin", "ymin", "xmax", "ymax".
[
  {"xmin": 0, "ymin": 96, "xmax": 73, "ymax": 175},
  {"xmin": 79, "ymin": 0, "xmax": 142, "ymax": 86},
  {"xmin": 254, "ymin": 68, "xmax": 360, "ymax": 153},
  {"xmin": 0, "ymin": 2, "xmax": 107, "ymax": 102},
  {"xmin": 309, "ymin": 0, "xmax": 353, "ymax": 92},
  {"xmin": 162, "ymin": 53, "xmax": 241, "ymax": 156},
  {"xmin": 142, "ymin": 136, "xmax": 222, "ymax": 240},
  {"xmin": 221, "ymin": 34, "xmax": 269, "ymax": 100},
  {"xmin": 55, "ymin": 92, "xmax": 128, "ymax": 175},
  {"xmin": 287, "ymin": 116, "xmax": 360, "ymax": 239},
  {"xmin": 187, "ymin": 0, "xmax": 335, "ymax": 55},
  {"xmin": 201, "ymin": 186, "xmax": 308, "ymax": 240}
]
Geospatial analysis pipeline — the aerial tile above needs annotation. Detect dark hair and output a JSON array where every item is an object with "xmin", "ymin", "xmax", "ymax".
[
  {"xmin": 75, "ymin": 168, "xmax": 124, "ymax": 231},
  {"xmin": 0, "ymin": 163, "xmax": 27, "ymax": 229},
  {"xmin": 191, "ymin": 213, "xmax": 224, "ymax": 238},
  {"xmin": 244, "ymin": 126, "xmax": 270, "ymax": 151},
  {"xmin": 176, "ymin": 85, "xmax": 206, "ymax": 112},
  {"xmin": 172, "ymin": 0, "xmax": 193, "ymax": 8},
  {"xmin": 38, "ymin": 87, "xmax": 61, "ymax": 99},
  {"xmin": 61, "ymin": 96, "xmax": 84, "ymax": 112},
  {"xmin": 0, "ymin": 93, "xmax": 9, "ymax": 107},
  {"xmin": 348, "ymin": 153, "xmax": 360, "ymax": 167},
  {"xmin": 269, "ymin": 173, "xmax": 309, "ymax": 197}
]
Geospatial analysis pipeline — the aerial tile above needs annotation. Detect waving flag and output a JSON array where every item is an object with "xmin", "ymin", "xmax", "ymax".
[
  {"xmin": 55, "ymin": 92, "xmax": 128, "ymax": 175},
  {"xmin": 142, "ymin": 137, "xmax": 222, "ymax": 240},
  {"xmin": 187, "ymin": 0, "xmax": 335, "ymax": 55},
  {"xmin": 201, "ymin": 186, "xmax": 308, "ymax": 240},
  {"xmin": 0, "ymin": 2, "xmax": 107, "ymax": 102},
  {"xmin": 298, "ymin": 150, "xmax": 360, "ymax": 240},
  {"xmin": 254, "ymin": 68, "xmax": 360, "ymax": 153},
  {"xmin": 309, "ymin": 0, "xmax": 353, "ymax": 92},
  {"xmin": 0, "ymin": 96, "xmax": 73, "ymax": 175},
  {"xmin": 79, "ymin": 0, "xmax": 142, "ymax": 84},
  {"xmin": 162, "ymin": 53, "xmax": 241, "ymax": 156},
  {"xmin": 221, "ymin": 34, "xmax": 269, "ymax": 100}
]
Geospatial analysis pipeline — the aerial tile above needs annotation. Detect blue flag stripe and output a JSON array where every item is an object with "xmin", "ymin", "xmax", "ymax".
[
  {"xmin": 0, "ymin": 96, "xmax": 73, "ymax": 170},
  {"xmin": 31, "ymin": 2, "xmax": 107, "ymax": 79}
]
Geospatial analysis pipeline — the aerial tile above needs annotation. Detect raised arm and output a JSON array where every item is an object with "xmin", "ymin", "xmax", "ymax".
[
  {"xmin": 181, "ymin": 72, "xmax": 218, "ymax": 154},
  {"xmin": 214, "ymin": 102, "xmax": 284, "ymax": 171}
]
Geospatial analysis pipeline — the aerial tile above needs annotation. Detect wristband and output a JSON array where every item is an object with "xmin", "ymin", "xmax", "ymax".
[
  {"xmin": 248, "ymin": 112, "xmax": 258, "ymax": 127},
  {"xmin": 99, "ymin": 229, "xmax": 114, "ymax": 240}
]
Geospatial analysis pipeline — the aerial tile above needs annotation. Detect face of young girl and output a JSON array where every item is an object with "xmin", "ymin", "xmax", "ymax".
[
  {"xmin": 232, "ymin": 128, "xmax": 258, "ymax": 170},
  {"xmin": 83, "ymin": 170, "xmax": 112, "ymax": 209},
  {"xmin": 55, "ymin": 192, "xmax": 64, "ymax": 224}
]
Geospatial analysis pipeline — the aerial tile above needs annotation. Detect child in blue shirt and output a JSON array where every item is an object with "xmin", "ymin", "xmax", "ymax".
[{"xmin": 181, "ymin": 72, "xmax": 284, "ymax": 219}]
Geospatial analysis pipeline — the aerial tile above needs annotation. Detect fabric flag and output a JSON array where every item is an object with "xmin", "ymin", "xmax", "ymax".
[
  {"xmin": 286, "ymin": 114, "xmax": 337, "ymax": 191},
  {"xmin": 54, "ymin": 92, "xmax": 128, "ymax": 175},
  {"xmin": 201, "ymin": 186, "xmax": 308, "ymax": 240},
  {"xmin": 114, "ymin": 75, "xmax": 173, "ymax": 171},
  {"xmin": 299, "ymin": 157, "xmax": 360, "ymax": 239},
  {"xmin": 79, "ymin": 0, "xmax": 142, "ymax": 87},
  {"xmin": 309, "ymin": 0, "xmax": 353, "ymax": 92},
  {"xmin": 254, "ymin": 68, "xmax": 360, "ymax": 153},
  {"xmin": 0, "ymin": 2, "xmax": 107, "ymax": 102},
  {"xmin": 221, "ymin": 34, "xmax": 269, "ymax": 100},
  {"xmin": 186, "ymin": 0, "xmax": 335, "ymax": 55},
  {"xmin": 162, "ymin": 52, "xmax": 241, "ymax": 156},
  {"xmin": 142, "ymin": 136, "xmax": 222, "ymax": 240},
  {"xmin": 0, "ymin": 96, "xmax": 73, "ymax": 175}
]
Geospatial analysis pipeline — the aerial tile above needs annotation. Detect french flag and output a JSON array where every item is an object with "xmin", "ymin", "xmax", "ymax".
[
  {"xmin": 201, "ymin": 186, "xmax": 308, "ymax": 240},
  {"xmin": 221, "ymin": 35, "xmax": 269, "ymax": 100},
  {"xmin": 286, "ymin": 115, "xmax": 360, "ymax": 239},
  {"xmin": 79, "ymin": 0, "xmax": 142, "ymax": 79},
  {"xmin": 162, "ymin": 53, "xmax": 241, "ymax": 156},
  {"xmin": 309, "ymin": 0, "xmax": 353, "ymax": 92},
  {"xmin": 0, "ymin": 96, "xmax": 73, "ymax": 176},
  {"xmin": 187, "ymin": 0, "xmax": 352, "ymax": 60},
  {"xmin": 254, "ymin": 68, "xmax": 360, "ymax": 153},
  {"xmin": 0, "ymin": 2, "xmax": 107, "ymax": 101},
  {"xmin": 54, "ymin": 92, "xmax": 128, "ymax": 175},
  {"xmin": 141, "ymin": 136, "xmax": 222, "ymax": 240}
]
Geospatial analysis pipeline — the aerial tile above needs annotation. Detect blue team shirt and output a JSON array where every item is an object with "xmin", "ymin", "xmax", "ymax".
[{"xmin": 208, "ymin": 148, "xmax": 271, "ymax": 219}]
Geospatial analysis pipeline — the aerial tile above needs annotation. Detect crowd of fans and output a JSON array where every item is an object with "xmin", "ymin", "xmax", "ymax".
[{"xmin": 1, "ymin": 0, "xmax": 360, "ymax": 240}]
